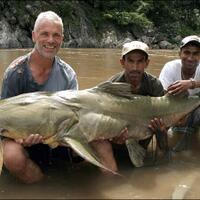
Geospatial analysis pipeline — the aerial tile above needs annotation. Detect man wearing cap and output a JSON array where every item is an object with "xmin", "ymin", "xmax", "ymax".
[
  {"xmin": 91, "ymin": 41, "xmax": 166, "ymax": 173},
  {"xmin": 110, "ymin": 41, "xmax": 164, "ymax": 96},
  {"xmin": 159, "ymin": 35, "xmax": 200, "ymax": 151},
  {"xmin": 159, "ymin": 35, "xmax": 200, "ymax": 95}
]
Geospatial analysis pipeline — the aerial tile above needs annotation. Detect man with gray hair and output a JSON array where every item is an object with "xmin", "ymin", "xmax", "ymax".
[{"xmin": 1, "ymin": 11, "xmax": 78, "ymax": 183}]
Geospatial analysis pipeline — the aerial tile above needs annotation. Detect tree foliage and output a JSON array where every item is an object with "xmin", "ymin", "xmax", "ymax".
[
  {"xmin": 146, "ymin": 0, "xmax": 200, "ymax": 36},
  {"xmin": 84, "ymin": 0, "xmax": 200, "ymax": 36}
]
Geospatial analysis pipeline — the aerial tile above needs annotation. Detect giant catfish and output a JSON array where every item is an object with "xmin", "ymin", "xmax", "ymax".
[{"xmin": 0, "ymin": 82, "xmax": 199, "ymax": 174}]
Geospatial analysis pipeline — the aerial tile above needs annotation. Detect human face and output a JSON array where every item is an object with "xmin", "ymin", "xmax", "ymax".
[
  {"xmin": 32, "ymin": 19, "xmax": 63, "ymax": 59},
  {"xmin": 179, "ymin": 45, "xmax": 200, "ymax": 71},
  {"xmin": 120, "ymin": 50, "xmax": 149, "ymax": 87}
]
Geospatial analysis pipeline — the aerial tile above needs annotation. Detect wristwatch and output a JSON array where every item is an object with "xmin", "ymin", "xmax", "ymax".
[{"xmin": 190, "ymin": 78, "xmax": 196, "ymax": 89}]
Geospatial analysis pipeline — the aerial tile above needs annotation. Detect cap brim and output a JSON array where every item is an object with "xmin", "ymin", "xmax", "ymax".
[{"xmin": 180, "ymin": 40, "xmax": 200, "ymax": 48}]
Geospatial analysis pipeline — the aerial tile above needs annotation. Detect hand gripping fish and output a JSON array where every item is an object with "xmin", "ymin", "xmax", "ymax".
[{"xmin": 0, "ymin": 82, "xmax": 199, "ymax": 174}]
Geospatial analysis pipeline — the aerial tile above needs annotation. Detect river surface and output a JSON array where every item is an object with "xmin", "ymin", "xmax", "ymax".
[{"xmin": 0, "ymin": 48, "xmax": 200, "ymax": 199}]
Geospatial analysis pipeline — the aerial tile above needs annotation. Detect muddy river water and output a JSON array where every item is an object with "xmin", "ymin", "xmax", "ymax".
[{"xmin": 0, "ymin": 48, "xmax": 200, "ymax": 199}]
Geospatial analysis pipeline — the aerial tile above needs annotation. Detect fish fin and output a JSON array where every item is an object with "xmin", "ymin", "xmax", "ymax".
[
  {"xmin": 93, "ymin": 81, "xmax": 138, "ymax": 99},
  {"xmin": 43, "ymin": 136, "xmax": 59, "ymax": 149},
  {"xmin": 125, "ymin": 138, "xmax": 146, "ymax": 167},
  {"xmin": 0, "ymin": 138, "xmax": 3, "ymax": 174},
  {"xmin": 62, "ymin": 137, "xmax": 119, "ymax": 175}
]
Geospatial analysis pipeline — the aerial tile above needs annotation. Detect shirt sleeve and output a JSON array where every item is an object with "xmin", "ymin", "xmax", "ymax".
[
  {"xmin": 107, "ymin": 72, "xmax": 125, "ymax": 82},
  {"xmin": 142, "ymin": 73, "xmax": 164, "ymax": 97},
  {"xmin": 58, "ymin": 58, "xmax": 79, "ymax": 91},
  {"xmin": 68, "ymin": 72, "xmax": 79, "ymax": 90},
  {"xmin": 159, "ymin": 62, "xmax": 176, "ymax": 91},
  {"xmin": 151, "ymin": 78, "xmax": 165, "ymax": 97},
  {"xmin": 1, "ymin": 69, "xmax": 21, "ymax": 99}
]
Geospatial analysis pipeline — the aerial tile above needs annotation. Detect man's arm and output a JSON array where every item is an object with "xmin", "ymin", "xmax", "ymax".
[
  {"xmin": 1, "ymin": 69, "xmax": 22, "ymax": 99},
  {"xmin": 1, "ymin": 67, "xmax": 44, "ymax": 146},
  {"xmin": 148, "ymin": 118, "xmax": 169, "ymax": 151},
  {"xmin": 167, "ymin": 79, "xmax": 200, "ymax": 95}
]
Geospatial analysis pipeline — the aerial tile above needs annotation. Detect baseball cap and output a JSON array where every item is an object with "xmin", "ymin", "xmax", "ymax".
[
  {"xmin": 121, "ymin": 41, "xmax": 149, "ymax": 58},
  {"xmin": 180, "ymin": 35, "xmax": 200, "ymax": 48}
]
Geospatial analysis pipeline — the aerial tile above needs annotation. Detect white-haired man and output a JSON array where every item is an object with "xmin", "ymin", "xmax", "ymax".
[{"xmin": 1, "ymin": 11, "xmax": 78, "ymax": 183}]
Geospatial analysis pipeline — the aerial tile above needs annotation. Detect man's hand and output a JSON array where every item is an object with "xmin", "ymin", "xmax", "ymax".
[
  {"xmin": 148, "ymin": 118, "xmax": 168, "ymax": 151},
  {"xmin": 167, "ymin": 80, "xmax": 193, "ymax": 95},
  {"xmin": 110, "ymin": 127, "xmax": 129, "ymax": 144},
  {"xmin": 15, "ymin": 134, "xmax": 43, "ymax": 147},
  {"xmin": 148, "ymin": 117, "xmax": 167, "ymax": 133}
]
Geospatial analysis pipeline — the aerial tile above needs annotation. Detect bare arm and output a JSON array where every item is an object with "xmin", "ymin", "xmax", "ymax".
[
  {"xmin": 167, "ymin": 79, "xmax": 199, "ymax": 95},
  {"xmin": 148, "ymin": 118, "xmax": 168, "ymax": 151}
]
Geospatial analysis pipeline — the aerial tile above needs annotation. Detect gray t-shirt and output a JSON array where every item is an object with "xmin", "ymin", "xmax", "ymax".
[{"xmin": 1, "ymin": 53, "xmax": 78, "ymax": 99}]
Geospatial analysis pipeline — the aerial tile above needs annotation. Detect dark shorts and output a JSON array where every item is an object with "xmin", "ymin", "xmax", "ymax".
[
  {"xmin": 172, "ymin": 106, "xmax": 200, "ymax": 135},
  {"xmin": 26, "ymin": 144, "xmax": 83, "ymax": 171}
]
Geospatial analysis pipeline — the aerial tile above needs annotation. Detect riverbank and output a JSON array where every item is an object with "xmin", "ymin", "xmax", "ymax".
[{"xmin": 0, "ymin": 0, "xmax": 199, "ymax": 49}]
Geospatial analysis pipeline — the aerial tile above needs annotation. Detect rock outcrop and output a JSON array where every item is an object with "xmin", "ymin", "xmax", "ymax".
[{"xmin": 0, "ymin": 1, "xmax": 179, "ymax": 49}]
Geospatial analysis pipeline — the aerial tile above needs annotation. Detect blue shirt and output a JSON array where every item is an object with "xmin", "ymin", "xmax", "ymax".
[{"xmin": 1, "ymin": 53, "xmax": 78, "ymax": 99}]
